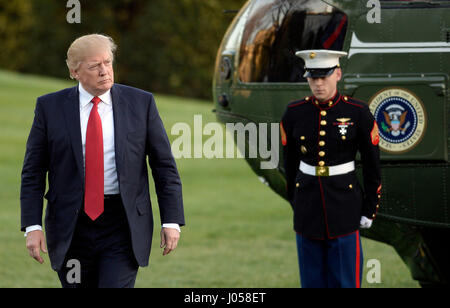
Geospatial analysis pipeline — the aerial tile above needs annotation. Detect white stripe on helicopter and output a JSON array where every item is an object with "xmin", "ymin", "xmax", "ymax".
[{"xmin": 348, "ymin": 32, "xmax": 450, "ymax": 58}]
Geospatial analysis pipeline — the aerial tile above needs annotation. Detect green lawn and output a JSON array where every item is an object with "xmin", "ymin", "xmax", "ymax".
[{"xmin": 0, "ymin": 69, "xmax": 419, "ymax": 288}]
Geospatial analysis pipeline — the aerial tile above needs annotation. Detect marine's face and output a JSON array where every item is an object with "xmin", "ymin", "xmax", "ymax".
[
  {"xmin": 71, "ymin": 49, "xmax": 114, "ymax": 96},
  {"xmin": 307, "ymin": 68, "xmax": 341, "ymax": 102}
]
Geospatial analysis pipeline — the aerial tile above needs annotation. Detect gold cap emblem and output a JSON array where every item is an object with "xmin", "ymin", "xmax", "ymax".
[{"xmin": 309, "ymin": 52, "xmax": 316, "ymax": 59}]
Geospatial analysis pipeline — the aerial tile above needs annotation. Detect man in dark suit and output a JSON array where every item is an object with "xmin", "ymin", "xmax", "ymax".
[
  {"xmin": 281, "ymin": 50, "xmax": 381, "ymax": 288},
  {"xmin": 21, "ymin": 34, "xmax": 185, "ymax": 287}
]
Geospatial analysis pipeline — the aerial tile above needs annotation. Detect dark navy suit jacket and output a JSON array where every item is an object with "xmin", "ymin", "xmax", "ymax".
[{"xmin": 20, "ymin": 83, "xmax": 185, "ymax": 271}]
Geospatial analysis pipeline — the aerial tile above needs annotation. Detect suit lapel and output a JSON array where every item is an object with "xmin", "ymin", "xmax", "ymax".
[
  {"xmin": 63, "ymin": 86, "xmax": 85, "ymax": 188},
  {"xmin": 111, "ymin": 84, "xmax": 129, "ymax": 179}
]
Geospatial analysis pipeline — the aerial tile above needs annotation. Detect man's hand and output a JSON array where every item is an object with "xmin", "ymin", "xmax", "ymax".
[
  {"xmin": 160, "ymin": 227, "xmax": 180, "ymax": 256},
  {"xmin": 26, "ymin": 230, "xmax": 47, "ymax": 264}
]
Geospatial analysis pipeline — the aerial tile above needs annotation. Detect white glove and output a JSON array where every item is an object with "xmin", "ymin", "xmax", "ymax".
[{"xmin": 360, "ymin": 216, "xmax": 373, "ymax": 229}]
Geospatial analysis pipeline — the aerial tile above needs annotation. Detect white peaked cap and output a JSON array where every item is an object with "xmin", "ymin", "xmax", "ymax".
[{"xmin": 295, "ymin": 50, "xmax": 348, "ymax": 69}]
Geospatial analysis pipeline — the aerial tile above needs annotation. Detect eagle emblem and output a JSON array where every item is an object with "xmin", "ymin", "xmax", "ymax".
[
  {"xmin": 382, "ymin": 104, "xmax": 410, "ymax": 137},
  {"xmin": 369, "ymin": 88, "xmax": 426, "ymax": 154}
]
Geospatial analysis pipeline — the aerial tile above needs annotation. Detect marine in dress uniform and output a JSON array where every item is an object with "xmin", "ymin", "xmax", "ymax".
[{"xmin": 280, "ymin": 50, "xmax": 382, "ymax": 288}]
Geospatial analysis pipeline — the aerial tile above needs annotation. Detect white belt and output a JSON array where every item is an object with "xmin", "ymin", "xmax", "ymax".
[{"xmin": 299, "ymin": 161, "xmax": 355, "ymax": 177}]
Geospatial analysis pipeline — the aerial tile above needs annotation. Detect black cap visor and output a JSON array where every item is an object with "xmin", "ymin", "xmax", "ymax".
[{"xmin": 303, "ymin": 66, "xmax": 337, "ymax": 78}]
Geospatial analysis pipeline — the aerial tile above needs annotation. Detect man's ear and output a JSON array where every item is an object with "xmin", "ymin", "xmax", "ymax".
[
  {"xmin": 69, "ymin": 68, "xmax": 79, "ymax": 80},
  {"xmin": 335, "ymin": 68, "xmax": 342, "ymax": 82}
]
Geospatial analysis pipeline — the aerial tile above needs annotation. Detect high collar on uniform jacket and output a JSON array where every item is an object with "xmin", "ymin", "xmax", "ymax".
[{"xmin": 311, "ymin": 91, "xmax": 341, "ymax": 110}]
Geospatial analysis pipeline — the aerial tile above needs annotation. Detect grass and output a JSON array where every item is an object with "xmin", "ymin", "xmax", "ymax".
[{"xmin": 0, "ymin": 69, "xmax": 419, "ymax": 288}]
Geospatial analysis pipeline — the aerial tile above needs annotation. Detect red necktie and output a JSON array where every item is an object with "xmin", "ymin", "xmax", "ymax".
[{"xmin": 84, "ymin": 96, "xmax": 104, "ymax": 220}]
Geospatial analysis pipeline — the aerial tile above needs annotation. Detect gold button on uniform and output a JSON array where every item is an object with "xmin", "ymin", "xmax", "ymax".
[
  {"xmin": 319, "ymin": 151, "xmax": 325, "ymax": 157},
  {"xmin": 321, "ymin": 120, "xmax": 327, "ymax": 126},
  {"xmin": 301, "ymin": 146, "xmax": 307, "ymax": 154},
  {"xmin": 349, "ymin": 184, "xmax": 353, "ymax": 189},
  {"xmin": 300, "ymin": 136, "xmax": 305, "ymax": 140},
  {"xmin": 318, "ymin": 161, "xmax": 325, "ymax": 166},
  {"xmin": 296, "ymin": 183, "xmax": 300, "ymax": 187},
  {"xmin": 320, "ymin": 131, "xmax": 326, "ymax": 136},
  {"xmin": 319, "ymin": 141, "xmax": 325, "ymax": 147},
  {"xmin": 341, "ymin": 136, "xmax": 346, "ymax": 140},
  {"xmin": 321, "ymin": 110, "xmax": 327, "ymax": 116}
]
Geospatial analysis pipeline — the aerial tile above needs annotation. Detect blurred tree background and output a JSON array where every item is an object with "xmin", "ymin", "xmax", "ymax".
[{"xmin": 0, "ymin": 0, "xmax": 246, "ymax": 100}]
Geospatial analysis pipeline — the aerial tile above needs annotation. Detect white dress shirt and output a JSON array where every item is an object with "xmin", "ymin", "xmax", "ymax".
[
  {"xmin": 79, "ymin": 83, "xmax": 119, "ymax": 194},
  {"xmin": 25, "ymin": 83, "xmax": 179, "ymax": 235}
]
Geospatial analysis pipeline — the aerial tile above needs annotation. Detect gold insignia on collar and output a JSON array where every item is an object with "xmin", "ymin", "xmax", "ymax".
[{"xmin": 337, "ymin": 118, "xmax": 351, "ymax": 123}]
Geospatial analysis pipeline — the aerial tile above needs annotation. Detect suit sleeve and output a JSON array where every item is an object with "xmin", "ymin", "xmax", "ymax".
[
  {"xmin": 281, "ymin": 110, "xmax": 300, "ymax": 209},
  {"xmin": 358, "ymin": 105, "xmax": 382, "ymax": 219},
  {"xmin": 145, "ymin": 95, "xmax": 185, "ymax": 226},
  {"xmin": 20, "ymin": 98, "xmax": 49, "ymax": 231}
]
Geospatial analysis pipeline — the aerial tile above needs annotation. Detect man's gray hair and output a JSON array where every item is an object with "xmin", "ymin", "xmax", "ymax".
[{"xmin": 66, "ymin": 34, "xmax": 117, "ymax": 79}]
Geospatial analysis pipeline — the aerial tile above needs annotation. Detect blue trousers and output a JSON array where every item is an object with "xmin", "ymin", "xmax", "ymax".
[{"xmin": 296, "ymin": 231, "xmax": 363, "ymax": 288}]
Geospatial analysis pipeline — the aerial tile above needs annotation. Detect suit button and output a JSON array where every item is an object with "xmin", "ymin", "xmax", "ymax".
[
  {"xmin": 318, "ymin": 161, "xmax": 325, "ymax": 166},
  {"xmin": 319, "ymin": 151, "xmax": 325, "ymax": 157},
  {"xmin": 319, "ymin": 141, "xmax": 325, "ymax": 147},
  {"xmin": 320, "ymin": 130, "xmax": 326, "ymax": 136},
  {"xmin": 320, "ymin": 120, "xmax": 327, "ymax": 126},
  {"xmin": 321, "ymin": 110, "xmax": 327, "ymax": 116}
]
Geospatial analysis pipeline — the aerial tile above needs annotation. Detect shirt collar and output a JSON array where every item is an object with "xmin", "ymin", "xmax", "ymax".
[{"xmin": 78, "ymin": 83, "xmax": 112, "ymax": 109}]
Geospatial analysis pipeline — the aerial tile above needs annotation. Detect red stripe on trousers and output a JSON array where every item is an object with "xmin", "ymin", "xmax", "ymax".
[{"xmin": 355, "ymin": 231, "xmax": 361, "ymax": 288}]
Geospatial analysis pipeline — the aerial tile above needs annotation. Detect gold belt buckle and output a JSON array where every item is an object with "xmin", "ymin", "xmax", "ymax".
[{"xmin": 316, "ymin": 166, "xmax": 329, "ymax": 176}]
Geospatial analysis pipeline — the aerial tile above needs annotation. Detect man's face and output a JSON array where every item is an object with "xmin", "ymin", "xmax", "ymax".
[
  {"xmin": 71, "ymin": 49, "xmax": 114, "ymax": 96},
  {"xmin": 307, "ymin": 68, "xmax": 341, "ymax": 102}
]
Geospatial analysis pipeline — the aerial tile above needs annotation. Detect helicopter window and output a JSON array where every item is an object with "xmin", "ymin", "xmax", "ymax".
[{"xmin": 238, "ymin": 0, "xmax": 348, "ymax": 83}]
